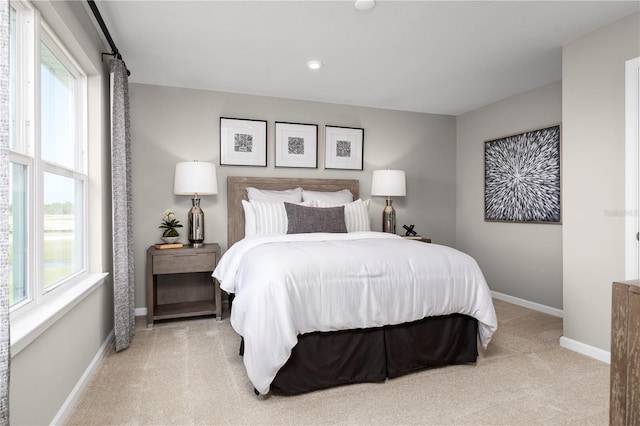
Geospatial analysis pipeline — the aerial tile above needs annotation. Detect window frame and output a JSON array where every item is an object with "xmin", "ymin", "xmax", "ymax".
[{"xmin": 9, "ymin": 0, "xmax": 90, "ymax": 319}]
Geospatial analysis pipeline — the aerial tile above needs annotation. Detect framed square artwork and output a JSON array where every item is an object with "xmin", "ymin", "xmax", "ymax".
[
  {"xmin": 484, "ymin": 124, "xmax": 561, "ymax": 223},
  {"xmin": 324, "ymin": 125, "xmax": 364, "ymax": 170},
  {"xmin": 274, "ymin": 122, "xmax": 318, "ymax": 168},
  {"xmin": 220, "ymin": 117, "xmax": 267, "ymax": 167}
]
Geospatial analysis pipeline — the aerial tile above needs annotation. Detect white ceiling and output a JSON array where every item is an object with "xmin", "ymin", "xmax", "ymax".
[{"xmin": 94, "ymin": 1, "xmax": 640, "ymax": 116}]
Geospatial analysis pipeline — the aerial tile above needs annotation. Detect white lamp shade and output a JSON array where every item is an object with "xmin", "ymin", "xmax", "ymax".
[
  {"xmin": 174, "ymin": 161, "xmax": 218, "ymax": 195},
  {"xmin": 371, "ymin": 169, "xmax": 406, "ymax": 196}
]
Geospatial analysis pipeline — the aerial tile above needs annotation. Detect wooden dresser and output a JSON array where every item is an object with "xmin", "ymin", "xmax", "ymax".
[{"xmin": 610, "ymin": 280, "xmax": 640, "ymax": 425}]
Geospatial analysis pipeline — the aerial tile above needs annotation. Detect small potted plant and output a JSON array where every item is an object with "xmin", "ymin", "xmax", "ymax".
[{"xmin": 159, "ymin": 210, "xmax": 183, "ymax": 243}]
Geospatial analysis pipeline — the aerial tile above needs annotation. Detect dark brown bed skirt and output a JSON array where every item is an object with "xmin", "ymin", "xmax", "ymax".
[{"xmin": 267, "ymin": 313, "xmax": 478, "ymax": 395}]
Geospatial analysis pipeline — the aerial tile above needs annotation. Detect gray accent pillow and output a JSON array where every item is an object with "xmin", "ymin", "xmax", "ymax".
[{"xmin": 285, "ymin": 203, "xmax": 347, "ymax": 234}]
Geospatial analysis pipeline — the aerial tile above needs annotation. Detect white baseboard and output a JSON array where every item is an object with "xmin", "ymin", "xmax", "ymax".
[
  {"xmin": 559, "ymin": 336, "xmax": 611, "ymax": 364},
  {"xmin": 491, "ymin": 291, "xmax": 563, "ymax": 318},
  {"xmin": 491, "ymin": 292, "xmax": 611, "ymax": 364},
  {"xmin": 51, "ymin": 329, "xmax": 115, "ymax": 425},
  {"xmin": 135, "ymin": 307, "xmax": 147, "ymax": 316}
]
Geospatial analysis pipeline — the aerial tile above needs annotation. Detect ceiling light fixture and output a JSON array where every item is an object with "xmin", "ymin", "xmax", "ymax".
[
  {"xmin": 307, "ymin": 60, "xmax": 323, "ymax": 70},
  {"xmin": 354, "ymin": 0, "xmax": 375, "ymax": 10}
]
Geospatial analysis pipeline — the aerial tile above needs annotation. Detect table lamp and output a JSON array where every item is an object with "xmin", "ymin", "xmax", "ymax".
[
  {"xmin": 371, "ymin": 169, "xmax": 406, "ymax": 233},
  {"xmin": 173, "ymin": 161, "xmax": 218, "ymax": 247}
]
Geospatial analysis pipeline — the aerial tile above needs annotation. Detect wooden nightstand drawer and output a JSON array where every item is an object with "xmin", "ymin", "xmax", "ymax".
[{"xmin": 153, "ymin": 253, "xmax": 215, "ymax": 274}]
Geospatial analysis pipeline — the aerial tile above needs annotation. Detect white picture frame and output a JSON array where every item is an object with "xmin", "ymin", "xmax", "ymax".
[
  {"xmin": 220, "ymin": 117, "xmax": 267, "ymax": 167},
  {"xmin": 324, "ymin": 125, "xmax": 364, "ymax": 170},
  {"xmin": 275, "ymin": 122, "xmax": 318, "ymax": 168}
]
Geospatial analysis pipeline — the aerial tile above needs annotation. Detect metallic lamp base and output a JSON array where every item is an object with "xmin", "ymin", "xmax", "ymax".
[
  {"xmin": 188, "ymin": 197, "xmax": 205, "ymax": 246},
  {"xmin": 382, "ymin": 198, "xmax": 396, "ymax": 234}
]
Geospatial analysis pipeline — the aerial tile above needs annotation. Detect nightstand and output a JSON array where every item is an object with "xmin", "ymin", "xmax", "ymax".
[
  {"xmin": 401, "ymin": 236, "xmax": 432, "ymax": 243},
  {"xmin": 146, "ymin": 243, "xmax": 222, "ymax": 328}
]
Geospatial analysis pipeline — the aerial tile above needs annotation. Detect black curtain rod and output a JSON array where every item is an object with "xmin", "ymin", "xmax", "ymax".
[{"xmin": 87, "ymin": 0, "xmax": 131, "ymax": 76}]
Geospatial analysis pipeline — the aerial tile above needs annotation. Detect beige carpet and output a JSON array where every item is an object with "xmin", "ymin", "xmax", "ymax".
[{"xmin": 64, "ymin": 300, "xmax": 610, "ymax": 425}]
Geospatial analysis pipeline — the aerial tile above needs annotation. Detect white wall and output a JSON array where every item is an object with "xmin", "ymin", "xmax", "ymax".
[
  {"xmin": 128, "ymin": 84, "xmax": 457, "ymax": 310},
  {"xmin": 562, "ymin": 13, "xmax": 640, "ymax": 351},
  {"xmin": 456, "ymin": 81, "xmax": 563, "ymax": 309}
]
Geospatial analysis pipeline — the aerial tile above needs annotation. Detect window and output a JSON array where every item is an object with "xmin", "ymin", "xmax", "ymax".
[
  {"xmin": 9, "ymin": 162, "xmax": 27, "ymax": 306},
  {"xmin": 9, "ymin": 1, "xmax": 88, "ymax": 314}
]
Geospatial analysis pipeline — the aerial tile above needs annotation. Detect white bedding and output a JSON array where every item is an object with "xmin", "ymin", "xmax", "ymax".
[{"xmin": 213, "ymin": 232, "xmax": 498, "ymax": 395}]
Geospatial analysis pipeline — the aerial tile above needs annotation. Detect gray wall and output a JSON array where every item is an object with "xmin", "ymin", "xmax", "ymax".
[
  {"xmin": 9, "ymin": 2, "xmax": 114, "ymax": 424},
  {"xmin": 456, "ymin": 81, "xmax": 563, "ymax": 309},
  {"xmin": 562, "ymin": 13, "xmax": 640, "ymax": 351},
  {"xmin": 129, "ymin": 84, "xmax": 457, "ymax": 310},
  {"xmin": 10, "ymin": 285, "xmax": 113, "ymax": 425}
]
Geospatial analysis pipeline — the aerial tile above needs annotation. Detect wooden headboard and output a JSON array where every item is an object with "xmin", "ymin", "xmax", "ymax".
[{"xmin": 227, "ymin": 176, "xmax": 360, "ymax": 247}]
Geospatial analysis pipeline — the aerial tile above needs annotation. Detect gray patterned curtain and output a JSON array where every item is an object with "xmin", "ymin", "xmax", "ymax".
[
  {"xmin": 110, "ymin": 58, "xmax": 134, "ymax": 352},
  {"xmin": 0, "ymin": 0, "xmax": 11, "ymax": 423}
]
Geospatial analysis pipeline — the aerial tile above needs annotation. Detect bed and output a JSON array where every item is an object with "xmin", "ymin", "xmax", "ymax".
[{"xmin": 215, "ymin": 176, "xmax": 497, "ymax": 396}]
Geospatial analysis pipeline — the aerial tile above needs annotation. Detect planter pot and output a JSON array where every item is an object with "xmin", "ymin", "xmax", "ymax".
[{"xmin": 161, "ymin": 236, "xmax": 180, "ymax": 244}]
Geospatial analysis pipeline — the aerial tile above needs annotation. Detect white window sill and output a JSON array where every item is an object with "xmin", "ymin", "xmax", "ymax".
[{"xmin": 10, "ymin": 272, "xmax": 109, "ymax": 356}]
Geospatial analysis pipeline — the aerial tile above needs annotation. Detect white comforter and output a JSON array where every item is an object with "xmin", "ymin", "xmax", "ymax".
[{"xmin": 213, "ymin": 232, "xmax": 497, "ymax": 394}]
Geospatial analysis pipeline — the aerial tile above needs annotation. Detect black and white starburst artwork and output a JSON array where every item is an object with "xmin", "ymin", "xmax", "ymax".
[{"xmin": 484, "ymin": 125, "xmax": 561, "ymax": 223}]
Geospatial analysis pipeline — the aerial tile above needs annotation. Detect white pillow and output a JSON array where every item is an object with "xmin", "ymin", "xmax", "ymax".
[
  {"xmin": 315, "ymin": 199, "xmax": 371, "ymax": 232},
  {"xmin": 250, "ymin": 199, "xmax": 313, "ymax": 234},
  {"xmin": 241, "ymin": 200, "xmax": 257, "ymax": 236},
  {"xmin": 247, "ymin": 187, "xmax": 302, "ymax": 203},
  {"xmin": 302, "ymin": 189, "xmax": 354, "ymax": 203}
]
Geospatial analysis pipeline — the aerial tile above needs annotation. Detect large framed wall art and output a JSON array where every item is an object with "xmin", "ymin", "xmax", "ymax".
[
  {"xmin": 324, "ymin": 125, "xmax": 364, "ymax": 170},
  {"xmin": 484, "ymin": 124, "xmax": 561, "ymax": 223},
  {"xmin": 220, "ymin": 117, "xmax": 267, "ymax": 167},
  {"xmin": 274, "ymin": 122, "xmax": 318, "ymax": 168}
]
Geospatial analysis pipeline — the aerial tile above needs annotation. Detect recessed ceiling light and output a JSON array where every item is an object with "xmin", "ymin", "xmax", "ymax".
[
  {"xmin": 354, "ymin": 0, "xmax": 375, "ymax": 10},
  {"xmin": 307, "ymin": 60, "xmax": 323, "ymax": 70}
]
